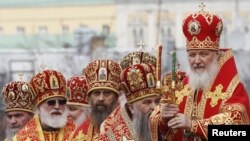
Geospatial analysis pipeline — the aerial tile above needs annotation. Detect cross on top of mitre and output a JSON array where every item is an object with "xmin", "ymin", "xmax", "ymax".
[
  {"xmin": 18, "ymin": 72, "xmax": 24, "ymax": 81},
  {"xmin": 40, "ymin": 63, "xmax": 47, "ymax": 71},
  {"xmin": 199, "ymin": 2, "xmax": 206, "ymax": 12},
  {"xmin": 101, "ymin": 53, "xmax": 107, "ymax": 60},
  {"xmin": 137, "ymin": 41, "xmax": 145, "ymax": 51}
]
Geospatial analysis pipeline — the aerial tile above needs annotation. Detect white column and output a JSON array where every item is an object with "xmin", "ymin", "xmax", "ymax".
[
  {"xmin": 116, "ymin": 6, "xmax": 128, "ymax": 50},
  {"xmin": 147, "ymin": 10, "xmax": 157, "ymax": 49},
  {"xmin": 175, "ymin": 11, "xmax": 184, "ymax": 48}
]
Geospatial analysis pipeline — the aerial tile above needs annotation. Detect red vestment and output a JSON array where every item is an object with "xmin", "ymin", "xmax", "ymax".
[
  {"xmin": 69, "ymin": 118, "xmax": 99, "ymax": 141},
  {"xmin": 150, "ymin": 49, "xmax": 250, "ymax": 141},
  {"xmin": 98, "ymin": 106, "xmax": 137, "ymax": 141},
  {"xmin": 99, "ymin": 105, "xmax": 159, "ymax": 141}
]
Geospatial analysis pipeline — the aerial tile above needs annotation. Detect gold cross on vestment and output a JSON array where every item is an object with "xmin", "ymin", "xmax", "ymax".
[
  {"xmin": 199, "ymin": 2, "xmax": 206, "ymax": 12},
  {"xmin": 175, "ymin": 85, "xmax": 191, "ymax": 104},
  {"xmin": 205, "ymin": 84, "xmax": 228, "ymax": 107},
  {"xmin": 137, "ymin": 41, "xmax": 145, "ymax": 51}
]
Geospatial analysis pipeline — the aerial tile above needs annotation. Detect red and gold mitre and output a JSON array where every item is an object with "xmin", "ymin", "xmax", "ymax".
[
  {"xmin": 120, "ymin": 63, "xmax": 159, "ymax": 103},
  {"xmin": 182, "ymin": 4, "xmax": 223, "ymax": 50},
  {"xmin": 67, "ymin": 76, "xmax": 89, "ymax": 107},
  {"xmin": 84, "ymin": 59, "xmax": 122, "ymax": 95},
  {"xmin": 2, "ymin": 81, "xmax": 35, "ymax": 113},
  {"xmin": 120, "ymin": 51, "xmax": 157, "ymax": 69},
  {"xmin": 30, "ymin": 69, "xmax": 67, "ymax": 106}
]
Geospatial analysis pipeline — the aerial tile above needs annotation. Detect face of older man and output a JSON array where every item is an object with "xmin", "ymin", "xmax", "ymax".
[
  {"xmin": 89, "ymin": 89, "xmax": 118, "ymax": 128},
  {"xmin": 129, "ymin": 95, "xmax": 161, "ymax": 141},
  {"xmin": 130, "ymin": 95, "xmax": 161, "ymax": 115},
  {"xmin": 67, "ymin": 105, "xmax": 90, "ymax": 125},
  {"xmin": 37, "ymin": 97, "xmax": 68, "ymax": 130},
  {"xmin": 187, "ymin": 49, "xmax": 219, "ymax": 90},
  {"xmin": 6, "ymin": 111, "xmax": 33, "ymax": 140}
]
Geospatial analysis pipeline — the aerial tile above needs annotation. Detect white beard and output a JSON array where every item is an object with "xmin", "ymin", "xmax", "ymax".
[
  {"xmin": 187, "ymin": 56, "xmax": 218, "ymax": 91},
  {"xmin": 37, "ymin": 107, "xmax": 68, "ymax": 129}
]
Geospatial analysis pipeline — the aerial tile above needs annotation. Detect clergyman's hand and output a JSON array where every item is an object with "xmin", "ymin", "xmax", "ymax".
[
  {"xmin": 167, "ymin": 113, "xmax": 191, "ymax": 131},
  {"xmin": 161, "ymin": 103, "xmax": 179, "ymax": 121}
]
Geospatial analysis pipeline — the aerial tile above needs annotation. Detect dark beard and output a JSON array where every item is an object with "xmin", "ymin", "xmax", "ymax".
[
  {"xmin": 133, "ymin": 109, "xmax": 152, "ymax": 141},
  {"xmin": 91, "ymin": 100, "xmax": 117, "ymax": 128}
]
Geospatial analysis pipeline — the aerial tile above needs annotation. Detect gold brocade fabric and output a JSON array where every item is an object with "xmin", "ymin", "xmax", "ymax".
[
  {"xmin": 13, "ymin": 115, "xmax": 76, "ymax": 141},
  {"xmin": 2, "ymin": 81, "xmax": 35, "ymax": 113},
  {"xmin": 99, "ymin": 106, "xmax": 145, "ymax": 141}
]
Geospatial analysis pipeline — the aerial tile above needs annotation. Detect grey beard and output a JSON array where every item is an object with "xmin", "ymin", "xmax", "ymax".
[
  {"xmin": 5, "ymin": 126, "xmax": 20, "ymax": 141},
  {"xmin": 132, "ymin": 110, "xmax": 152, "ymax": 141},
  {"xmin": 91, "ymin": 100, "xmax": 117, "ymax": 128}
]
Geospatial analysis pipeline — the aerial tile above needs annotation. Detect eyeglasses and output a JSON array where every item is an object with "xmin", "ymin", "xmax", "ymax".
[{"xmin": 46, "ymin": 99, "xmax": 67, "ymax": 106}]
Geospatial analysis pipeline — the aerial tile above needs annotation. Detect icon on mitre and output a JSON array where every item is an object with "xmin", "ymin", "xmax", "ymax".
[{"xmin": 99, "ymin": 67, "xmax": 107, "ymax": 81}]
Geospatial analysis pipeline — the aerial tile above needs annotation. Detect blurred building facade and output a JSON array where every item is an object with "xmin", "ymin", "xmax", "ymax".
[
  {"xmin": 1, "ymin": 0, "xmax": 250, "ymax": 50},
  {"xmin": 0, "ymin": 0, "xmax": 116, "ymax": 49},
  {"xmin": 0, "ymin": 0, "xmax": 117, "ymax": 92}
]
